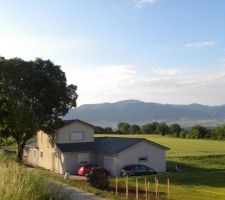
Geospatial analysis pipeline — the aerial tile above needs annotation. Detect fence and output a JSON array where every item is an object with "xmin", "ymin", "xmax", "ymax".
[{"xmin": 112, "ymin": 176, "xmax": 225, "ymax": 200}]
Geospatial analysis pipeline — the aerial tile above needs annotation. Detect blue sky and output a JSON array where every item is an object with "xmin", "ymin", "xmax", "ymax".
[{"xmin": 1, "ymin": 0, "xmax": 225, "ymax": 105}]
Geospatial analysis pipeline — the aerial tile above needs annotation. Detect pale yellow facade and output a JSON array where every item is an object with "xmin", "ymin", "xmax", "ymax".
[
  {"xmin": 23, "ymin": 120, "xmax": 95, "ymax": 174},
  {"xmin": 23, "ymin": 120, "xmax": 167, "ymax": 176}
]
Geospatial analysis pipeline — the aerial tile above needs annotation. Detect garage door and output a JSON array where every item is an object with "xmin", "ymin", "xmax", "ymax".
[
  {"xmin": 104, "ymin": 157, "xmax": 116, "ymax": 176},
  {"xmin": 77, "ymin": 153, "xmax": 90, "ymax": 166}
]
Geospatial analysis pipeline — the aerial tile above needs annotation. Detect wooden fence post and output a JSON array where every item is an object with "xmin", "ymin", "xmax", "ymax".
[
  {"xmin": 145, "ymin": 178, "xmax": 147, "ymax": 200},
  {"xmin": 167, "ymin": 178, "xmax": 170, "ymax": 200},
  {"xmin": 126, "ymin": 176, "xmax": 128, "ymax": 199},
  {"xmin": 136, "ymin": 178, "xmax": 138, "ymax": 200},
  {"xmin": 157, "ymin": 179, "xmax": 159, "ymax": 198},
  {"xmin": 148, "ymin": 181, "xmax": 150, "ymax": 200},
  {"xmin": 155, "ymin": 177, "xmax": 158, "ymax": 197},
  {"xmin": 116, "ymin": 177, "xmax": 118, "ymax": 196}
]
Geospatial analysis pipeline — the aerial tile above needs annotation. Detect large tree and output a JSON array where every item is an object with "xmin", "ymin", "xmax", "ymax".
[
  {"xmin": 170, "ymin": 123, "xmax": 182, "ymax": 137},
  {"xmin": 117, "ymin": 122, "xmax": 130, "ymax": 134},
  {"xmin": 0, "ymin": 57, "xmax": 77, "ymax": 161},
  {"xmin": 141, "ymin": 123, "xmax": 157, "ymax": 134},
  {"xmin": 188, "ymin": 125, "xmax": 209, "ymax": 139}
]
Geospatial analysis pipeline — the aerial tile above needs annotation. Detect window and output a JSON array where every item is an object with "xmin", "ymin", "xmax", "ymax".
[
  {"xmin": 70, "ymin": 132, "xmax": 84, "ymax": 141},
  {"xmin": 139, "ymin": 156, "xmax": 148, "ymax": 162},
  {"xmin": 40, "ymin": 151, "xmax": 43, "ymax": 158}
]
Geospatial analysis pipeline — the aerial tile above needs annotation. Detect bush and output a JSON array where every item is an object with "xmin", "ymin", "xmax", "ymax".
[
  {"xmin": 180, "ymin": 131, "xmax": 186, "ymax": 138},
  {"xmin": 188, "ymin": 125, "xmax": 209, "ymax": 139},
  {"xmin": 212, "ymin": 125, "xmax": 225, "ymax": 140},
  {"xmin": 87, "ymin": 167, "xmax": 109, "ymax": 189}
]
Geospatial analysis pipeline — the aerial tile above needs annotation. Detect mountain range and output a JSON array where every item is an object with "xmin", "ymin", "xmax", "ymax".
[{"xmin": 63, "ymin": 100, "xmax": 225, "ymax": 128}]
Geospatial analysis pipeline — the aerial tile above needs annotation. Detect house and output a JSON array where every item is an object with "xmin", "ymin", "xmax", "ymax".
[{"xmin": 23, "ymin": 119, "xmax": 169, "ymax": 176}]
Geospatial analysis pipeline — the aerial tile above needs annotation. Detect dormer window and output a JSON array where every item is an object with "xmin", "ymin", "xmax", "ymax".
[{"xmin": 70, "ymin": 132, "xmax": 84, "ymax": 141}]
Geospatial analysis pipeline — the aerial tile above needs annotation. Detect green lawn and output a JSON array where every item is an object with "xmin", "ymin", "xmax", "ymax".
[
  {"xmin": 96, "ymin": 134, "xmax": 225, "ymax": 157},
  {"xmin": 96, "ymin": 134, "xmax": 225, "ymax": 200},
  {"xmin": 2, "ymin": 135, "xmax": 225, "ymax": 200}
]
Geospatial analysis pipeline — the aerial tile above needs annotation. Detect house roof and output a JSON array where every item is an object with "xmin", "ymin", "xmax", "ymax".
[
  {"xmin": 57, "ymin": 142, "xmax": 95, "ymax": 152},
  {"xmin": 94, "ymin": 137, "xmax": 143, "ymax": 154},
  {"xmin": 56, "ymin": 137, "xmax": 169, "ymax": 153},
  {"xmin": 62, "ymin": 119, "xmax": 95, "ymax": 128}
]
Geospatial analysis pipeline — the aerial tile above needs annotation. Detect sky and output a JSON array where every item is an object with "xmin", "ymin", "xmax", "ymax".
[{"xmin": 0, "ymin": 0, "xmax": 225, "ymax": 106}]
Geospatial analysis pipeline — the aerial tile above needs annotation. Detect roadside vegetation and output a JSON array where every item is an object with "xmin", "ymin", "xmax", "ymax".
[{"xmin": 0, "ymin": 150, "xmax": 69, "ymax": 200}]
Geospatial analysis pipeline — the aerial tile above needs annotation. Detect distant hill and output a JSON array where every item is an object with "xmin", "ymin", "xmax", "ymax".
[{"xmin": 63, "ymin": 100, "xmax": 225, "ymax": 127}]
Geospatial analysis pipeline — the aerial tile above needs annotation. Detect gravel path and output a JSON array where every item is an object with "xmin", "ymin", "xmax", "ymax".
[{"xmin": 57, "ymin": 182, "xmax": 106, "ymax": 200}]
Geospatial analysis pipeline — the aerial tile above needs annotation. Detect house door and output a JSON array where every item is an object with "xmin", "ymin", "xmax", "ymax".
[
  {"xmin": 77, "ymin": 153, "xmax": 90, "ymax": 166},
  {"xmin": 104, "ymin": 157, "xmax": 116, "ymax": 176}
]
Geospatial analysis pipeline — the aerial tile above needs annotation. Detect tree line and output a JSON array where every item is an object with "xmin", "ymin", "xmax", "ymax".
[{"xmin": 94, "ymin": 122, "xmax": 225, "ymax": 140}]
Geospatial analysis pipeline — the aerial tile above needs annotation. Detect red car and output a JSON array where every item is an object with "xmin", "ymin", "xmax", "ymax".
[{"xmin": 76, "ymin": 164, "xmax": 108, "ymax": 176}]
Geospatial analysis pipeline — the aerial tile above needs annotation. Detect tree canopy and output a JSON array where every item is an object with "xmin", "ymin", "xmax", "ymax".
[
  {"xmin": 117, "ymin": 122, "xmax": 130, "ymax": 134},
  {"xmin": 0, "ymin": 57, "xmax": 77, "ymax": 161}
]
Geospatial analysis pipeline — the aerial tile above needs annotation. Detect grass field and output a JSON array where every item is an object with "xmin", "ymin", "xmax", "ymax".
[
  {"xmin": 96, "ymin": 134, "xmax": 225, "ymax": 157},
  {"xmin": 96, "ymin": 134, "xmax": 225, "ymax": 200},
  {"xmin": 1, "ymin": 135, "xmax": 225, "ymax": 200}
]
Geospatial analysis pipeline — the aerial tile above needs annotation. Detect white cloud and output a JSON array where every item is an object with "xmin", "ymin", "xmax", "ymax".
[
  {"xmin": 65, "ymin": 64, "xmax": 225, "ymax": 106},
  {"xmin": 186, "ymin": 41, "xmax": 215, "ymax": 48},
  {"xmin": 135, "ymin": 0, "xmax": 160, "ymax": 8}
]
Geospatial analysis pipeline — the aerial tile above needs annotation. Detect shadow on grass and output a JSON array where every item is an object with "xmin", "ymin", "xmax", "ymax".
[{"xmin": 160, "ymin": 155, "xmax": 225, "ymax": 188}]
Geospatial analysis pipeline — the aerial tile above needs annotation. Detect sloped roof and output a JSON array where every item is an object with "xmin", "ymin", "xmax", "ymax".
[
  {"xmin": 93, "ymin": 137, "xmax": 143, "ymax": 154},
  {"xmin": 57, "ymin": 142, "xmax": 95, "ymax": 152},
  {"xmin": 62, "ymin": 119, "xmax": 95, "ymax": 128},
  {"xmin": 56, "ymin": 137, "xmax": 169, "ymax": 153}
]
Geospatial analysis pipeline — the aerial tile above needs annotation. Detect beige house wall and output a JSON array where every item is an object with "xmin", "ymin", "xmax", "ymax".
[
  {"xmin": 56, "ymin": 122, "xmax": 94, "ymax": 144},
  {"xmin": 23, "ymin": 120, "xmax": 95, "ymax": 175},
  {"xmin": 23, "ymin": 147, "xmax": 39, "ymax": 166},
  {"xmin": 117, "ymin": 141, "xmax": 166, "ymax": 175},
  {"xmin": 23, "ymin": 120, "xmax": 167, "ymax": 176},
  {"xmin": 37, "ymin": 131, "xmax": 56, "ymax": 170}
]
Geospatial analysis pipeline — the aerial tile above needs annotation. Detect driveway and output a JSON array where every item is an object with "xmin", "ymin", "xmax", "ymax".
[{"xmin": 58, "ymin": 182, "xmax": 106, "ymax": 200}]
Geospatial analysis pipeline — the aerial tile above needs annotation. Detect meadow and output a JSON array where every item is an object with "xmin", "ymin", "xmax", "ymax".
[
  {"xmin": 1, "ymin": 135, "xmax": 225, "ymax": 200},
  {"xmin": 96, "ymin": 134, "xmax": 225, "ymax": 200}
]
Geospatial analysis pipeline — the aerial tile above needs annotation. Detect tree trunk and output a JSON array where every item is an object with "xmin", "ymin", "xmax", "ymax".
[{"xmin": 17, "ymin": 143, "xmax": 25, "ymax": 163}]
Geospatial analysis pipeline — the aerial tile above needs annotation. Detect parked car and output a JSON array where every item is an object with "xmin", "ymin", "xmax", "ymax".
[
  {"xmin": 120, "ymin": 164, "xmax": 157, "ymax": 176},
  {"xmin": 76, "ymin": 164, "xmax": 108, "ymax": 176}
]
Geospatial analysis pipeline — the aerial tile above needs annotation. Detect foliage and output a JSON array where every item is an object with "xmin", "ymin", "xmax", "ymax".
[
  {"xmin": 87, "ymin": 168, "xmax": 109, "ymax": 189},
  {"xmin": 94, "ymin": 126, "xmax": 105, "ymax": 134},
  {"xmin": 156, "ymin": 122, "xmax": 170, "ymax": 136},
  {"xmin": 97, "ymin": 121, "xmax": 225, "ymax": 141},
  {"xmin": 129, "ymin": 124, "xmax": 141, "ymax": 134},
  {"xmin": 212, "ymin": 125, "xmax": 225, "ymax": 140},
  {"xmin": 180, "ymin": 130, "xmax": 186, "ymax": 138},
  {"xmin": 141, "ymin": 123, "xmax": 157, "ymax": 134},
  {"xmin": 104, "ymin": 127, "xmax": 114, "ymax": 134},
  {"xmin": 117, "ymin": 122, "xmax": 130, "ymax": 134},
  {"xmin": 170, "ymin": 123, "xmax": 182, "ymax": 137},
  {"xmin": 188, "ymin": 125, "xmax": 209, "ymax": 139},
  {"xmin": 0, "ymin": 57, "xmax": 77, "ymax": 161},
  {"xmin": 0, "ymin": 151, "xmax": 69, "ymax": 200}
]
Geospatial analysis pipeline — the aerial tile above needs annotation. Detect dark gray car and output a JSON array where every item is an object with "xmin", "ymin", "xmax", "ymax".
[{"xmin": 120, "ymin": 164, "xmax": 157, "ymax": 176}]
